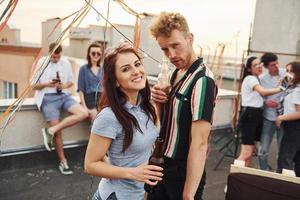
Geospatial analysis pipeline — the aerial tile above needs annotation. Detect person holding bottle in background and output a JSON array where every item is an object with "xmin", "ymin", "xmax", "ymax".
[
  {"xmin": 78, "ymin": 42, "xmax": 104, "ymax": 121},
  {"xmin": 258, "ymin": 52, "xmax": 285, "ymax": 171},
  {"xmin": 33, "ymin": 43, "xmax": 88, "ymax": 175}
]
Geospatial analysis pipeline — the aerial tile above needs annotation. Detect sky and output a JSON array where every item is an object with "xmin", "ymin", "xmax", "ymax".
[{"xmin": 3, "ymin": 0, "xmax": 257, "ymax": 57}]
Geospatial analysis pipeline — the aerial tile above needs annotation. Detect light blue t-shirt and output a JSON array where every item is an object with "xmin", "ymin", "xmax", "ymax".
[
  {"xmin": 91, "ymin": 103, "xmax": 159, "ymax": 200},
  {"xmin": 260, "ymin": 69, "xmax": 285, "ymax": 121}
]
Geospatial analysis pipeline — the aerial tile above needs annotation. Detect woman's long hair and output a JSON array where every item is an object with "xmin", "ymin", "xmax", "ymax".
[
  {"xmin": 86, "ymin": 43, "xmax": 102, "ymax": 67},
  {"xmin": 241, "ymin": 56, "xmax": 257, "ymax": 81},
  {"xmin": 287, "ymin": 61, "xmax": 300, "ymax": 86},
  {"xmin": 98, "ymin": 46, "xmax": 157, "ymax": 152}
]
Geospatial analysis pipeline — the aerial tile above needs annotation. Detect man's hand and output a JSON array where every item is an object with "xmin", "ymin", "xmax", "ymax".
[
  {"xmin": 151, "ymin": 85, "xmax": 170, "ymax": 104},
  {"xmin": 183, "ymin": 193, "xmax": 194, "ymax": 200},
  {"xmin": 47, "ymin": 81, "xmax": 57, "ymax": 88},
  {"xmin": 56, "ymin": 82, "xmax": 63, "ymax": 90},
  {"xmin": 56, "ymin": 81, "xmax": 73, "ymax": 90}
]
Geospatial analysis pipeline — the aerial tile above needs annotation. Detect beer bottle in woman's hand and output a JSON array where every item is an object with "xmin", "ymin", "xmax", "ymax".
[{"xmin": 144, "ymin": 137, "xmax": 164, "ymax": 193}]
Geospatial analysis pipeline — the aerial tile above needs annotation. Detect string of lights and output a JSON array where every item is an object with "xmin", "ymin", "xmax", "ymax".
[
  {"xmin": 83, "ymin": 0, "xmax": 161, "ymax": 64},
  {"xmin": 0, "ymin": 0, "xmax": 18, "ymax": 32},
  {"xmin": 0, "ymin": 1, "xmax": 93, "ymax": 132}
]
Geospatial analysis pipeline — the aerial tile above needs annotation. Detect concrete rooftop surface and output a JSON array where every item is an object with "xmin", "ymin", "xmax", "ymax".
[{"xmin": 0, "ymin": 129, "xmax": 278, "ymax": 200}]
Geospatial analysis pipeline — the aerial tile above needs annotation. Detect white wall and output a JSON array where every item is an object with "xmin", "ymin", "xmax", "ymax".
[
  {"xmin": 0, "ymin": 90, "xmax": 237, "ymax": 156},
  {"xmin": 251, "ymin": 0, "xmax": 300, "ymax": 65},
  {"xmin": 41, "ymin": 18, "xmax": 62, "ymax": 54}
]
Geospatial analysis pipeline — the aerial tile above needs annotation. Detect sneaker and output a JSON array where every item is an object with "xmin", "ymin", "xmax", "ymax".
[
  {"xmin": 58, "ymin": 161, "xmax": 73, "ymax": 175},
  {"xmin": 42, "ymin": 128, "xmax": 54, "ymax": 151}
]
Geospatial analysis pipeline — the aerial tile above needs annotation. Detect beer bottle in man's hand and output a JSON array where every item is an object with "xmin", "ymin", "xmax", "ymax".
[
  {"xmin": 157, "ymin": 58, "xmax": 169, "ymax": 88},
  {"xmin": 55, "ymin": 71, "xmax": 62, "ymax": 93},
  {"xmin": 144, "ymin": 137, "xmax": 164, "ymax": 193}
]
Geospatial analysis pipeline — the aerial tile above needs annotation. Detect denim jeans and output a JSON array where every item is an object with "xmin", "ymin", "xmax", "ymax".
[
  {"xmin": 258, "ymin": 118, "xmax": 284, "ymax": 170},
  {"xmin": 277, "ymin": 120, "xmax": 300, "ymax": 177},
  {"xmin": 92, "ymin": 190, "xmax": 117, "ymax": 200}
]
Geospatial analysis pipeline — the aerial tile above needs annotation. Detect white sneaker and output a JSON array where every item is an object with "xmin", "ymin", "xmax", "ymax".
[
  {"xmin": 42, "ymin": 128, "xmax": 54, "ymax": 151},
  {"xmin": 58, "ymin": 161, "xmax": 73, "ymax": 175}
]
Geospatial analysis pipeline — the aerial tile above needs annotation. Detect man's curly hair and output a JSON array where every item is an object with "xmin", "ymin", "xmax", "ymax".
[{"xmin": 149, "ymin": 12, "xmax": 190, "ymax": 39}]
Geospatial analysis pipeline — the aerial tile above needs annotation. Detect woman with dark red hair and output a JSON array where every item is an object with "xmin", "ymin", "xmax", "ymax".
[{"xmin": 84, "ymin": 43, "xmax": 163, "ymax": 200}]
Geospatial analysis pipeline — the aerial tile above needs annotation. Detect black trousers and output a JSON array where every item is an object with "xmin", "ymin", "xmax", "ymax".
[
  {"xmin": 277, "ymin": 120, "xmax": 300, "ymax": 177},
  {"xmin": 147, "ymin": 157, "xmax": 206, "ymax": 200},
  {"xmin": 84, "ymin": 92, "xmax": 101, "ymax": 109}
]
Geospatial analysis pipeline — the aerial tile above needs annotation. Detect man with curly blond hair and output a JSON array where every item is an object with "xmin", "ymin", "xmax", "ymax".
[{"xmin": 148, "ymin": 12, "xmax": 217, "ymax": 200}]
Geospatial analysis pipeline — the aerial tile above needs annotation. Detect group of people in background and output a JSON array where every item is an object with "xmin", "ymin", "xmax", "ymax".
[
  {"xmin": 32, "ymin": 11, "xmax": 300, "ymax": 200},
  {"xmin": 237, "ymin": 52, "xmax": 300, "ymax": 177}
]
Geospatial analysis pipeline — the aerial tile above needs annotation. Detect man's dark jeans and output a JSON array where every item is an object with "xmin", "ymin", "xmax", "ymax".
[{"xmin": 147, "ymin": 157, "xmax": 206, "ymax": 200}]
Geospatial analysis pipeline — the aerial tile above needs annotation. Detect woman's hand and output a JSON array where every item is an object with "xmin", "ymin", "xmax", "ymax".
[
  {"xmin": 265, "ymin": 99, "xmax": 279, "ymax": 108},
  {"xmin": 276, "ymin": 115, "xmax": 283, "ymax": 128},
  {"xmin": 128, "ymin": 163, "xmax": 163, "ymax": 185}
]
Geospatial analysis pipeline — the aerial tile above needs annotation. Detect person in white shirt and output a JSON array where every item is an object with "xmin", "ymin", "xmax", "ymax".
[
  {"xmin": 276, "ymin": 61, "xmax": 300, "ymax": 177},
  {"xmin": 33, "ymin": 43, "xmax": 88, "ymax": 175},
  {"xmin": 258, "ymin": 53, "xmax": 285, "ymax": 171},
  {"xmin": 237, "ymin": 56, "xmax": 282, "ymax": 167}
]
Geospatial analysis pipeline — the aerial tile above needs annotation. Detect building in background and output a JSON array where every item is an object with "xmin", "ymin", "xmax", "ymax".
[
  {"xmin": 41, "ymin": 18, "xmax": 62, "ymax": 55},
  {"xmin": 0, "ymin": 24, "xmax": 21, "ymax": 45},
  {"xmin": 0, "ymin": 44, "xmax": 40, "ymax": 99},
  {"xmin": 0, "ymin": 13, "xmax": 165, "ymax": 99},
  {"xmin": 66, "ymin": 14, "xmax": 163, "ymax": 76}
]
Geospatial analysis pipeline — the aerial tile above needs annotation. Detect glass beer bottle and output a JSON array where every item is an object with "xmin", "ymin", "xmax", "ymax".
[
  {"xmin": 56, "ymin": 71, "xmax": 62, "ymax": 93},
  {"xmin": 144, "ymin": 137, "xmax": 164, "ymax": 193},
  {"xmin": 157, "ymin": 58, "xmax": 169, "ymax": 88}
]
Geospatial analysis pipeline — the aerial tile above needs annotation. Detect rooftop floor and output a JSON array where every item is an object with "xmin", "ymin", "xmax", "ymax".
[{"xmin": 0, "ymin": 129, "xmax": 279, "ymax": 200}]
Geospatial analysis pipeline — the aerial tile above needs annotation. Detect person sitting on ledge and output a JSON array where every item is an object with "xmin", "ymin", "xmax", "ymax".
[{"xmin": 33, "ymin": 43, "xmax": 88, "ymax": 175}]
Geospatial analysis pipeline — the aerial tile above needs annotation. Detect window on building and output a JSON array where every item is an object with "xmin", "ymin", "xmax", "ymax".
[
  {"xmin": 1, "ymin": 38, "xmax": 8, "ymax": 43},
  {"xmin": 0, "ymin": 80, "xmax": 18, "ymax": 99}
]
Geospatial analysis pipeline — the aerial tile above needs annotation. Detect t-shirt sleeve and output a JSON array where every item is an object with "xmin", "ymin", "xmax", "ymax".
[
  {"xmin": 191, "ymin": 76, "xmax": 216, "ymax": 123},
  {"xmin": 77, "ymin": 66, "xmax": 85, "ymax": 92},
  {"xmin": 248, "ymin": 76, "xmax": 260, "ymax": 90},
  {"xmin": 91, "ymin": 108, "xmax": 121, "ymax": 139},
  {"xmin": 291, "ymin": 87, "xmax": 300, "ymax": 105}
]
